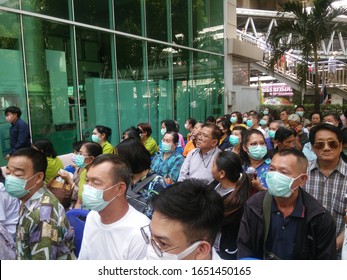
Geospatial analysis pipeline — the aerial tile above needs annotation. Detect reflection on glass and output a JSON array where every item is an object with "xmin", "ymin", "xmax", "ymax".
[
  {"xmin": 115, "ymin": 0, "xmax": 142, "ymax": 35},
  {"xmin": 23, "ymin": 16, "xmax": 77, "ymax": 154},
  {"xmin": 75, "ymin": 28, "xmax": 118, "ymax": 145},
  {"xmin": 146, "ymin": 0, "xmax": 167, "ymax": 41},
  {"xmin": 22, "ymin": 0, "xmax": 69, "ymax": 19},
  {"xmin": 74, "ymin": 0, "xmax": 111, "ymax": 29},
  {"xmin": 0, "ymin": 11, "xmax": 25, "ymax": 166},
  {"xmin": 172, "ymin": 0, "xmax": 189, "ymax": 47},
  {"xmin": 0, "ymin": 0, "xmax": 18, "ymax": 8}
]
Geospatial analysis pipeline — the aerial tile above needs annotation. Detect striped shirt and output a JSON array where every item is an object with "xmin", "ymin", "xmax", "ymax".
[{"xmin": 303, "ymin": 158, "xmax": 347, "ymax": 236}]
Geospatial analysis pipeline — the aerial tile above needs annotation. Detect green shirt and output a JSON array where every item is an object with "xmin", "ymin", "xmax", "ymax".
[
  {"xmin": 16, "ymin": 187, "xmax": 75, "ymax": 259},
  {"xmin": 144, "ymin": 136, "xmax": 158, "ymax": 156},
  {"xmin": 45, "ymin": 156, "xmax": 64, "ymax": 183},
  {"xmin": 102, "ymin": 141, "xmax": 114, "ymax": 154}
]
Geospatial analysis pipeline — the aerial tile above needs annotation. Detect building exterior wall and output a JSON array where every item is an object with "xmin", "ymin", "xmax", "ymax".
[{"xmin": 0, "ymin": 0, "xmax": 225, "ymax": 165}]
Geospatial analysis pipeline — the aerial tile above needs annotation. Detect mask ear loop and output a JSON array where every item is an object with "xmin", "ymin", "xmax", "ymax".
[{"xmin": 290, "ymin": 174, "xmax": 304, "ymax": 193}]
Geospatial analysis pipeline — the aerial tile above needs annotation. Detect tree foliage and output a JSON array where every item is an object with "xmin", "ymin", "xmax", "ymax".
[{"xmin": 267, "ymin": 0, "xmax": 347, "ymax": 110}]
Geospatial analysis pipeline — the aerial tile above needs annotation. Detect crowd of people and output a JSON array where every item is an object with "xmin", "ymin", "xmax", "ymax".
[{"xmin": 1, "ymin": 105, "xmax": 347, "ymax": 260}]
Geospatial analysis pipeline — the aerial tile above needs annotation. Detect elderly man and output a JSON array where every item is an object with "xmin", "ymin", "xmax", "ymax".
[
  {"xmin": 304, "ymin": 123, "xmax": 347, "ymax": 258},
  {"xmin": 78, "ymin": 154, "xmax": 149, "ymax": 260},
  {"xmin": 178, "ymin": 123, "xmax": 221, "ymax": 184},
  {"xmin": 5, "ymin": 148, "xmax": 75, "ymax": 259},
  {"xmin": 237, "ymin": 149, "xmax": 336, "ymax": 260},
  {"xmin": 143, "ymin": 179, "xmax": 224, "ymax": 260}
]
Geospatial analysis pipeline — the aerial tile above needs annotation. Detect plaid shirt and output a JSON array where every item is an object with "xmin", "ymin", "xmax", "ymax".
[{"xmin": 303, "ymin": 158, "xmax": 347, "ymax": 236}]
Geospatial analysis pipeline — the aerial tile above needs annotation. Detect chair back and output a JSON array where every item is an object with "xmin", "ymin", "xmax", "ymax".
[{"xmin": 66, "ymin": 209, "xmax": 90, "ymax": 257}]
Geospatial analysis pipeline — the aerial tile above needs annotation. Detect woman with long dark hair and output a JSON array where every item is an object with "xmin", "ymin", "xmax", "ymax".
[{"xmin": 211, "ymin": 151, "xmax": 252, "ymax": 259}]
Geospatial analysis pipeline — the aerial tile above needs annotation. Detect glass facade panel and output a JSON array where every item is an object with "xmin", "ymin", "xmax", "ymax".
[
  {"xmin": 75, "ymin": 28, "xmax": 118, "ymax": 146},
  {"xmin": 146, "ymin": 0, "xmax": 168, "ymax": 42},
  {"xmin": 114, "ymin": 0, "xmax": 142, "ymax": 36},
  {"xmin": 171, "ymin": 0, "xmax": 189, "ymax": 47},
  {"xmin": 0, "ymin": 1, "xmax": 225, "ymax": 157},
  {"xmin": 23, "ymin": 16, "xmax": 78, "ymax": 155},
  {"xmin": 74, "ymin": 0, "xmax": 111, "ymax": 29},
  {"xmin": 21, "ymin": 0, "xmax": 69, "ymax": 19},
  {"xmin": 0, "ymin": 0, "xmax": 19, "ymax": 8},
  {"xmin": 0, "ymin": 11, "xmax": 26, "ymax": 166}
]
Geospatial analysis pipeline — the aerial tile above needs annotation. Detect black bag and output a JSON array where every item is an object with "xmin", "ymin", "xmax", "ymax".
[{"xmin": 126, "ymin": 174, "xmax": 156, "ymax": 214}]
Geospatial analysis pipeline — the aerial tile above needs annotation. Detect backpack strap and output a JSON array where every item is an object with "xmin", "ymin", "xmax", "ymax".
[
  {"xmin": 262, "ymin": 191, "xmax": 272, "ymax": 258},
  {"xmin": 132, "ymin": 173, "xmax": 158, "ymax": 194}
]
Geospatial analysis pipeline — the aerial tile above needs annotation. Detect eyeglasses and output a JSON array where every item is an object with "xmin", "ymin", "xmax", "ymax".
[
  {"xmin": 313, "ymin": 140, "xmax": 339, "ymax": 150},
  {"xmin": 140, "ymin": 225, "xmax": 198, "ymax": 258}
]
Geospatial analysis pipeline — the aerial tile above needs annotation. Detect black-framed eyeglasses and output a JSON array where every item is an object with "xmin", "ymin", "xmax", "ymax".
[
  {"xmin": 313, "ymin": 140, "xmax": 339, "ymax": 150},
  {"xmin": 140, "ymin": 225, "xmax": 199, "ymax": 258}
]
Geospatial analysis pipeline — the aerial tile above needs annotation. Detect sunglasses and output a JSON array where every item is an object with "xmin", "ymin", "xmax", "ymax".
[{"xmin": 313, "ymin": 140, "xmax": 339, "ymax": 150}]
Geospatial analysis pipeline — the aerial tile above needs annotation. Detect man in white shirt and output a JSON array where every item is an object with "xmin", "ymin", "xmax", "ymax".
[
  {"xmin": 178, "ymin": 123, "xmax": 221, "ymax": 184},
  {"xmin": 143, "ymin": 179, "xmax": 224, "ymax": 260},
  {"xmin": 78, "ymin": 154, "xmax": 149, "ymax": 260}
]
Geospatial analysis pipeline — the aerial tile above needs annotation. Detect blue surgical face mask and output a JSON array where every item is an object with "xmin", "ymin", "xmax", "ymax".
[
  {"xmin": 161, "ymin": 142, "xmax": 172, "ymax": 153},
  {"xmin": 230, "ymin": 116, "xmax": 237, "ymax": 124},
  {"xmin": 268, "ymin": 130, "xmax": 276, "ymax": 139},
  {"xmin": 229, "ymin": 135, "xmax": 240, "ymax": 146},
  {"xmin": 263, "ymin": 110, "xmax": 269, "ymax": 115},
  {"xmin": 248, "ymin": 145, "xmax": 267, "ymax": 160},
  {"xmin": 259, "ymin": 119, "xmax": 267, "ymax": 126},
  {"xmin": 246, "ymin": 119, "xmax": 253, "ymax": 128},
  {"xmin": 82, "ymin": 184, "xmax": 118, "ymax": 211},
  {"xmin": 91, "ymin": 134, "xmax": 100, "ymax": 143},
  {"xmin": 160, "ymin": 128, "xmax": 167, "ymax": 136},
  {"xmin": 75, "ymin": 154, "xmax": 86, "ymax": 168},
  {"xmin": 266, "ymin": 171, "xmax": 302, "ymax": 198},
  {"xmin": 296, "ymin": 111, "xmax": 304, "ymax": 118},
  {"xmin": 5, "ymin": 174, "xmax": 37, "ymax": 198}
]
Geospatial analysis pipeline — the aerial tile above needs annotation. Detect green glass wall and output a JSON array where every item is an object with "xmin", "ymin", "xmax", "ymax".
[{"xmin": 0, "ymin": 0, "xmax": 224, "ymax": 165}]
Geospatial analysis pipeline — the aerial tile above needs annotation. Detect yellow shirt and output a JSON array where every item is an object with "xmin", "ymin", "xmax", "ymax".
[
  {"xmin": 102, "ymin": 141, "xmax": 114, "ymax": 154},
  {"xmin": 144, "ymin": 136, "xmax": 159, "ymax": 156},
  {"xmin": 45, "ymin": 157, "xmax": 64, "ymax": 183}
]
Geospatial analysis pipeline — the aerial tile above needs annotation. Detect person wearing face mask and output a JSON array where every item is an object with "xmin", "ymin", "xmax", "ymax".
[
  {"xmin": 151, "ymin": 131, "xmax": 185, "ymax": 185},
  {"xmin": 78, "ymin": 154, "xmax": 150, "ymax": 260},
  {"xmin": 137, "ymin": 123, "xmax": 159, "ymax": 156},
  {"xmin": 59, "ymin": 142, "xmax": 103, "ymax": 209},
  {"xmin": 184, "ymin": 118, "xmax": 197, "ymax": 141},
  {"xmin": 91, "ymin": 125, "xmax": 114, "ymax": 154},
  {"xmin": 5, "ymin": 148, "xmax": 75, "ymax": 259},
  {"xmin": 240, "ymin": 129, "xmax": 271, "ymax": 192},
  {"xmin": 160, "ymin": 119, "xmax": 184, "ymax": 153},
  {"xmin": 237, "ymin": 149, "xmax": 336, "ymax": 260},
  {"xmin": 182, "ymin": 122, "xmax": 204, "ymax": 157},
  {"xmin": 229, "ymin": 111, "xmax": 247, "ymax": 131},
  {"xmin": 217, "ymin": 118, "xmax": 232, "ymax": 151},
  {"xmin": 294, "ymin": 105, "xmax": 310, "ymax": 128},
  {"xmin": 142, "ymin": 179, "xmax": 224, "ymax": 260},
  {"xmin": 228, "ymin": 126, "xmax": 247, "ymax": 155}
]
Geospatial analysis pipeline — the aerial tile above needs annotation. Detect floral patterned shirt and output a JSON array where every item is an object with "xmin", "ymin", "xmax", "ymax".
[{"xmin": 16, "ymin": 186, "xmax": 75, "ymax": 259}]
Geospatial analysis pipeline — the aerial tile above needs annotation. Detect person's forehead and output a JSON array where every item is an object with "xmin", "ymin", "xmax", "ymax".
[
  {"xmin": 202, "ymin": 126, "xmax": 212, "ymax": 134},
  {"xmin": 315, "ymin": 129, "xmax": 339, "ymax": 140},
  {"xmin": 248, "ymin": 133, "xmax": 263, "ymax": 142},
  {"xmin": 163, "ymin": 134, "xmax": 173, "ymax": 141},
  {"xmin": 151, "ymin": 212, "xmax": 186, "ymax": 242},
  {"xmin": 271, "ymin": 154, "xmax": 296, "ymax": 170},
  {"xmin": 8, "ymin": 156, "xmax": 33, "ymax": 172},
  {"xmin": 87, "ymin": 162, "xmax": 113, "ymax": 179}
]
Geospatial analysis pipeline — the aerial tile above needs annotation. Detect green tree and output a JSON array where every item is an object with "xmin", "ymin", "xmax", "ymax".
[{"xmin": 267, "ymin": 0, "xmax": 347, "ymax": 111}]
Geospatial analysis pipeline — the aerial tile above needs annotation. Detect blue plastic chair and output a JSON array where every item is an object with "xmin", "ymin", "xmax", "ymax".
[{"xmin": 66, "ymin": 209, "xmax": 90, "ymax": 258}]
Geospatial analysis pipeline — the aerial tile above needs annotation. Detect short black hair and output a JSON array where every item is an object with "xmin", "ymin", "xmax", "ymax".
[
  {"xmin": 164, "ymin": 131, "xmax": 179, "ymax": 144},
  {"xmin": 151, "ymin": 179, "xmax": 224, "ymax": 244},
  {"xmin": 202, "ymin": 123, "xmax": 222, "ymax": 142},
  {"xmin": 309, "ymin": 123, "xmax": 343, "ymax": 145},
  {"xmin": 72, "ymin": 140, "xmax": 86, "ymax": 152},
  {"xmin": 273, "ymin": 148, "xmax": 308, "ymax": 174},
  {"xmin": 187, "ymin": 118, "xmax": 197, "ymax": 128},
  {"xmin": 274, "ymin": 127, "xmax": 296, "ymax": 142},
  {"xmin": 161, "ymin": 119, "xmax": 178, "ymax": 132},
  {"xmin": 205, "ymin": 115, "xmax": 216, "ymax": 123},
  {"xmin": 11, "ymin": 148, "xmax": 47, "ymax": 177},
  {"xmin": 88, "ymin": 154, "xmax": 132, "ymax": 189},
  {"xmin": 33, "ymin": 139, "xmax": 58, "ymax": 158},
  {"xmin": 122, "ymin": 126, "xmax": 141, "ymax": 140},
  {"xmin": 295, "ymin": 105, "xmax": 305, "ymax": 111},
  {"xmin": 116, "ymin": 138, "xmax": 151, "ymax": 173},
  {"xmin": 5, "ymin": 106, "xmax": 22, "ymax": 118}
]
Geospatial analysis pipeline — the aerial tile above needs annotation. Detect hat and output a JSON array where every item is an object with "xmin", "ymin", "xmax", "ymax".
[{"xmin": 288, "ymin": 114, "xmax": 301, "ymax": 123}]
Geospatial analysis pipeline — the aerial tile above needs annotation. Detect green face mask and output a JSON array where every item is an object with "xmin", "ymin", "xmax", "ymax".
[{"xmin": 5, "ymin": 174, "xmax": 37, "ymax": 198}]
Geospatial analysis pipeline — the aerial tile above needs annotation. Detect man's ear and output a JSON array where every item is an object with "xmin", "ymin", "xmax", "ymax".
[
  {"xmin": 35, "ymin": 172, "xmax": 45, "ymax": 184},
  {"xmin": 195, "ymin": 241, "xmax": 212, "ymax": 260},
  {"xmin": 116, "ymin": 182, "xmax": 127, "ymax": 196}
]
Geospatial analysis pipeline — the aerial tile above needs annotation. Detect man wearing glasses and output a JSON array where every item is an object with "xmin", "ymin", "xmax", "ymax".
[
  {"xmin": 178, "ymin": 123, "xmax": 221, "ymax": 184},
  {"xmin": 142, "ymin": 179, "xmax": 224, "ymax": 260},
  {"xmin": 304, "ymin": 123, "xmax": 347, "ymax": 258}
]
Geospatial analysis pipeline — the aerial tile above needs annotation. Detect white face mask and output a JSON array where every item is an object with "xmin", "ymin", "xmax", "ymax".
[{"xmin": 146, "ymin": 241, "xmax": 201, "ymax": 260}]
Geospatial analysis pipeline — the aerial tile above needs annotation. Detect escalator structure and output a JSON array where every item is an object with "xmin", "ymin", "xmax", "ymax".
[{"xmin": 238, "ymin": 30, "xmax": 347, "ymax": 101}]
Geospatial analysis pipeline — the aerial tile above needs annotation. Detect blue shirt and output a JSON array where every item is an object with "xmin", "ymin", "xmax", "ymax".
[
  {"xmin": 9, "ymin": 118, "xmax": 31, "ymax": 154},
  {"xmin": 266, "ymin": 192, "xmax": 305, "ymax": 260},
  {"xmin": 243, "ymin": 158, "xmax": 271, "ymax": 189},
  {"xmin": 150, "ymin": 148, "xmax": 185, "ymax": 182}
]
